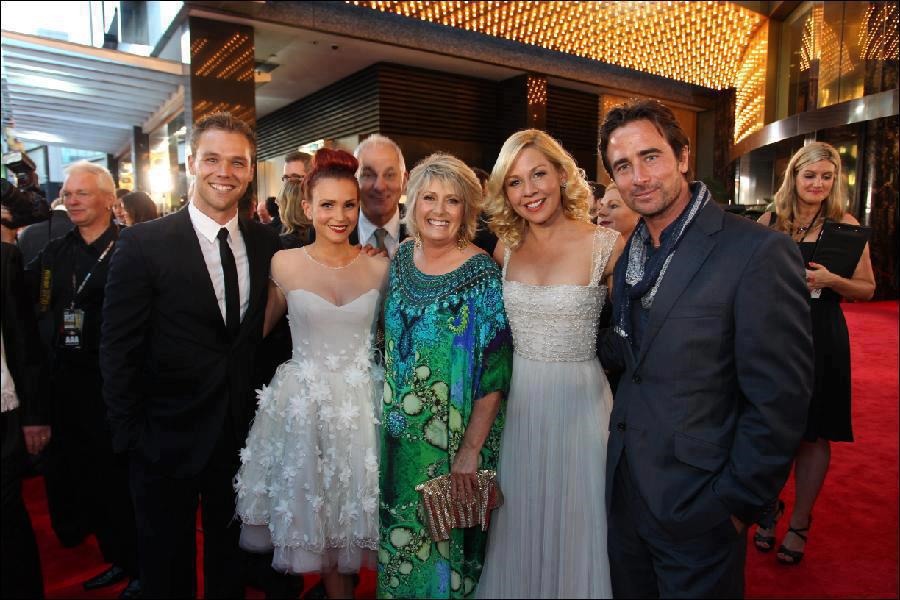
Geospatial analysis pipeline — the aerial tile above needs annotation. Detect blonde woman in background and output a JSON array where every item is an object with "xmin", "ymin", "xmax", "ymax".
[
  {"xmin": 477, "ymin": 130, "xmax": 623, "ymax": 599},
  {"xmin": 276, "ymin": 179, "xmax": 312, "ymax": 249},
  {"xmin": 596, "ymin": 182, "xmax": 640, "ymax": 241},
  {"xmin": 754, "ymin": 141, "xmax": 874, "ymax": 565}
]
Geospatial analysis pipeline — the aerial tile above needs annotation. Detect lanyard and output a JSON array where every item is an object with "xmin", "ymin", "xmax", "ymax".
[{"xmin": 70, "ymin": 240, "xmax": 115, "ymax": 308}]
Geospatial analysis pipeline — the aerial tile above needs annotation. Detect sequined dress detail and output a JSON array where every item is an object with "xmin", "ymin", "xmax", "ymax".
[{"xmin": 477, "ymin": 226, "xmax": 618, "ymax": 599}]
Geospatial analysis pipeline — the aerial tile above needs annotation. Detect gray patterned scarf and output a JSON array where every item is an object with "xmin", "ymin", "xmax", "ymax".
[{"xmin": 613, "ymin": 181, "xmax": 711, "ymax": 340}]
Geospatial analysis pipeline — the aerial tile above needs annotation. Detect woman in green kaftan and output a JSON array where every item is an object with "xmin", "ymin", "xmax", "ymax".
[{"xmin": 378, "ymin": 153, "xmax": 512, "ymax": 599}]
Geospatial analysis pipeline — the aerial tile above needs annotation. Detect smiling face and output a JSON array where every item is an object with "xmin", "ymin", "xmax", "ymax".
[
  {"xmin": 795, "ymin": 159, "xmax": 836, "ymax": 208},
  {"xmin": 188, "ymin": 129, "xmax": 254, "ymax": 224},
  {"xmin": 596, "ymin": 186, "xmax": 640, "ymax": 237},
  {"xmin": 605, "ymin": 119, "xmax": 690, "ymax": 226},
  {"xmin": 414, "ymin": 177, "xmax": 465, "ymax": 247},
  {"xmin": 61, "ymin": 171, "xmax": 114, "ymax": 230},
  {"xmin": 357, "ymin": 143, "xmax": 405, "ymax": 227},
  {"xmin": 302, "ymin": 177, "xmax": 359, "ymax": 245},
  {"xmin": 503, "ymin": 146, "xmax": 567, "ymax": 225}
]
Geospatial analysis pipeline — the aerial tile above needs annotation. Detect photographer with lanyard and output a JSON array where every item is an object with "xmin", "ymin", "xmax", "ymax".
[{"xmin": 25, "ymin": 161, "xmax": 140, "ymax": 598}]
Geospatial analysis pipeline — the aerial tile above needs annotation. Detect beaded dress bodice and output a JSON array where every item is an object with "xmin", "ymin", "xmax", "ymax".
[{"xmin": 503, "ymin": 227, "xmax": 619, "ymax": 362}]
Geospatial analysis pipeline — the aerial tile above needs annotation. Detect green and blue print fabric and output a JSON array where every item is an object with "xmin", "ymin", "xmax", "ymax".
[{"xmin": 378, "ymin": 242, "xmax": 512, "ymax": 599}]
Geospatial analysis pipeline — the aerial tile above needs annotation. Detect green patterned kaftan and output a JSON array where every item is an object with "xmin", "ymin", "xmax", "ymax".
[{"xmin": 378, "ymin": 243, "xmax": 513, "ymax": 599}]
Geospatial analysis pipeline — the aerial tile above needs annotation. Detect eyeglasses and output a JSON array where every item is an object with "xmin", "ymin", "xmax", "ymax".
[{"xmin": 281, "ymin": 174, "xmax": 305, "ymax": 183}]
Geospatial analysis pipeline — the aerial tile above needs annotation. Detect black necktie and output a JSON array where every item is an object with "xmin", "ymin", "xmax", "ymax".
[{"xmin": 217, "ymin": 227, "xmax": 240, "ymax": 337}]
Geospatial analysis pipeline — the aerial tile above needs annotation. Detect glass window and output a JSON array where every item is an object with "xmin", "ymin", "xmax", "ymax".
[{"xmin": 784, "ymin": 2, "xmax": 822, "ymax": 116}]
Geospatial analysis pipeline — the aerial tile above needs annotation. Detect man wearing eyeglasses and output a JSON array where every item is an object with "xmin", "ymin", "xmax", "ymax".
[{"xmin": 282, "ymin": 150, "xmax": 312, "ymax": 185}]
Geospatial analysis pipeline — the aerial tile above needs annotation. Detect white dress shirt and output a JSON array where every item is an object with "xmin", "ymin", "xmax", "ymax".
[
  {"xmin": 357, "ymin": 208, "xmax": 401, "ymax": 258},
  {"xmin": 188, "ymin": 201, "xmax": 251, "ymax": 324}
]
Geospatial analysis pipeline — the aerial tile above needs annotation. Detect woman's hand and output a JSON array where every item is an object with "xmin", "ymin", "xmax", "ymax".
[
  {"xmin": 450, "ymin": 447, "xmax": 480, "ymax": 506},
  {"xmin": 805, "ymin": 261, "xmax": 836, "ymax": 291}
]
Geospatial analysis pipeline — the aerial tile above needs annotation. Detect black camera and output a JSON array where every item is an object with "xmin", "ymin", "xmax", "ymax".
[{"xmin": 2, "ymin": 151, "xmax": 49, "ymax": 229}]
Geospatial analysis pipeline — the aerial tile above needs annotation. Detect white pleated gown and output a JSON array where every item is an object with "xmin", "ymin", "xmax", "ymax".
[{"xmin": 477, "ymin": 228, "xmax": 617, "ymax": 599}]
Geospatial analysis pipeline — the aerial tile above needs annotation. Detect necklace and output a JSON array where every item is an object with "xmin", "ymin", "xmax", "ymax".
[
  {"xmin": 792, "ymin": 205, "xmax": 823, "ymax": 239},
  {"xmin": 303, "ymin": 246, "xmax": 361, "ymax": 270}
]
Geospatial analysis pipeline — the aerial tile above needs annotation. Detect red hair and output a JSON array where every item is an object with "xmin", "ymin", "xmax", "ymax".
[{"xmin": 303, "ymin": 148, "xmax": 359, "ymax": 202}]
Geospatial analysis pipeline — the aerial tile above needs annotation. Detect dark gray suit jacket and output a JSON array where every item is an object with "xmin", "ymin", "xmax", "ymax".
[{"xmin": 601, "ymin": 200, "xmax": 813, "ymax": 538}]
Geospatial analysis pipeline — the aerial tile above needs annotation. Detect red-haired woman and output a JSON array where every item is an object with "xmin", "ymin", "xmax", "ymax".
[{"xmin": 234, "ymin": 148, "xmax": 389, "ymax": 598}]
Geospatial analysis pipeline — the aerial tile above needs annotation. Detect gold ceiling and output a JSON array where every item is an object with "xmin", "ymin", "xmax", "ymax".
[{"xmin": 348, "ymin": 1, "xmax": 766, "ymax": 89}]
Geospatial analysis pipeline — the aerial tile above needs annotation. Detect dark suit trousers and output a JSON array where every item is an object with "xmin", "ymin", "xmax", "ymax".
[
  {"xmin": 130, "ymin": 420, "xmax": 244, "ymax": 599},
  {"xmin": 608, "ymin": 452, "xmax": 746, "ymax": 599},
  {"xmin": 1, "ymin": 409, "xmax": 44, "ymax": 599},
  {"xmin": 48, "ymin": 370, "xmax": 138, "ymax": 576}
]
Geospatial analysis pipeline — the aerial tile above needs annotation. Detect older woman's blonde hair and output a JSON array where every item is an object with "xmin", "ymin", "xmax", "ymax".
[
  {"xmin": 402, "ymin": 153, "xmax": 481, "ymax": 243},
  {"xmin": 484, "ymin": 130, "xmax": 592, "ymax": 249},
  {"xmin": 773, "ymin": 141, "xmax": 846, "ymax": 233},
  {"xmin": 276, "ymin": 180, "xmax": 309, "ymax": 235}
]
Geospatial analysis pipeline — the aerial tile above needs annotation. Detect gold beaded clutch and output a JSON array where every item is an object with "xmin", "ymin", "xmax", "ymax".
[{"xmin": 415, "ymin": 470, "xmax": 504, "ymax": 542}]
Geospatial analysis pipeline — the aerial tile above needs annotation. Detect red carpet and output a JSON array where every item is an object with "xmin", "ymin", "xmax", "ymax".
[
  {"xmin": 22, "ymin": 301, "xmax": 899, "ymax": 599},
  {"xmin": 745, "ymin": 301, "xmax": 899, "ymax": 599}
]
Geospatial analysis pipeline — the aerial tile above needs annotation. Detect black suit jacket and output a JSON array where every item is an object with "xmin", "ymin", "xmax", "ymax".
[
  {"xmin": 601, "ymin": 200, "xmax": 813, "ymax": 537},
  {"xmin": 1, "ymin": 243, "xmax": 48, "ymax": 427},
  {"xmin": 17, "ymin": 209, "xmax": 74, "ymax": 266},
  {"xmin": 100, "ymin": 208, "xmax": 280, "ymax": 477}
]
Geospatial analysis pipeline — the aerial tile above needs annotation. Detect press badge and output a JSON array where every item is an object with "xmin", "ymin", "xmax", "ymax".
[{"xmin": 61, "ymin": 308, "xmax": 85, "ymax": 349}]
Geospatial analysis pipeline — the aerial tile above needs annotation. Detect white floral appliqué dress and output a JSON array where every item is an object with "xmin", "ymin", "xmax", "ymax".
[{"xmin": 235, "ymin": 283, "xmax": 383, "ymax": 574}]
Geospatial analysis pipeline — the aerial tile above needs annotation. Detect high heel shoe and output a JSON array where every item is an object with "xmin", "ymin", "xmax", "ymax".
[
  {"xmin": 777, "ymin": 516, "xmax": 812, "ymax": 565},
  {"xmin": 753, "ymin": 499, "xmax": 784, "ymax": 553}
]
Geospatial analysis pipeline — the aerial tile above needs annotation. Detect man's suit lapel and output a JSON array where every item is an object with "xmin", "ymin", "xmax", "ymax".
[
  {"xmin": 635, "ymin": 202, "xmax": 723, "ymax": 368},
  {"xmin": 174, "ymin": 208, "xmax": 227, "ymax": 334}
]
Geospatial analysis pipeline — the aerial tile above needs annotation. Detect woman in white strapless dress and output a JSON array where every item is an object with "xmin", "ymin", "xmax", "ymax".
[
  {"xmin": 477, "ymin": 130, "xmax": 624, "ymax": 599},
  {"xmin": 234, "ymin": 149, "xmax": 388, "ymax": 599}
]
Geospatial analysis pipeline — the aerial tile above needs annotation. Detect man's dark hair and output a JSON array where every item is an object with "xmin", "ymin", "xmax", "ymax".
[
  {"xmin": 284, "ymin": 150, "xmax": 313, "ymax": 171},
  {"xmin": 190, "ymin": 112, "xmax": 256, "ymax": 157},
  {"xmin": 598, "ymin": 99, "xmax": 691, "ymax": 181}
]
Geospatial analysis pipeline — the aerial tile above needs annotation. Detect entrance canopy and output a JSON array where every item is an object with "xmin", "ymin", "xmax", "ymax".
[{"xmin": 1, "ymin": 30, "xmax": 185, "ymax": 155}]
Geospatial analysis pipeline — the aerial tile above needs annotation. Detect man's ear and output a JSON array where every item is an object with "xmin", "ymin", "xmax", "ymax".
[
  {"xmin": 187, "ymin": 154, "xmax": 196, "ymax": 176},
  {"xmin": 678, "ymin": 146, "xmax": 690, "ymax": 174}
]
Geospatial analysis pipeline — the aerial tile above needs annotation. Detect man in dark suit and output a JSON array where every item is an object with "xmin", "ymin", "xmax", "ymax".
[
  {"xmin": 598, "ymin": 99, "xmax": 813, "ymax": 598},
  {"xmin": 101, "ymin": 112, "xmax": 281, "ymax": 598},
  {"xmin": 352, "ymin": 134, "xmax": 409, "ymax": 256},
  {"xmin": 17, "ymin": 199, "xmax": 74, "ymax": 266}
]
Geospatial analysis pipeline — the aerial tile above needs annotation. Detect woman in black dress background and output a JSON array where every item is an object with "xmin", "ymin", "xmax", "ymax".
[{"xmin": 755, "ymin": 141, "xmax": 875, "ymax": 565}]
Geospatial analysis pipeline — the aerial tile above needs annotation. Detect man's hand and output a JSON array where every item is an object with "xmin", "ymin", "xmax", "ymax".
[
  {"xmin": 0, "ymin": 207, "xmax": 16, "ymax": 243},
  {"xmin": 360, "ymin": 243, "xmax": 387, "ymax": 258},
  {"xmin": 23, "ymin": 425, "xmax": 51, "ymax": 455}
]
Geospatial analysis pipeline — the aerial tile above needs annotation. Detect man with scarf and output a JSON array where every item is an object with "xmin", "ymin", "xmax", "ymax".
[{"xmin": 598, "ymin": 99, "xmax": 813, "ymax": 598}]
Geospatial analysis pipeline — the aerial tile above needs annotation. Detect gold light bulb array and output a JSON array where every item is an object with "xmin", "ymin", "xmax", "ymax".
[
  {"xmin": 860, "ymin": 3, "xmax": 899, "ymax": 61},
  {"xmin": 734, "ymin": 23, "xmax": 767, "ymax": 143},
  {"xmin": 350, "ymin": 1, "xmax": 765, "ymax": 89}
]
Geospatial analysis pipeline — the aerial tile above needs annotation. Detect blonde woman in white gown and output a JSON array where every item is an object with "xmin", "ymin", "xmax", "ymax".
[
  {"xmin": 477, "ymin": 130, "xmax": 624, "ymax": 599},
  {"xmin": 235, "ymin": 148, "xmax": 388, "ymax": 599}
]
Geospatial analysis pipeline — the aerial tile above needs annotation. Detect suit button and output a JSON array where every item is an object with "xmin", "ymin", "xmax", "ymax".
[
  {"xmin": 632, "ymin": 373, "xmax": 642, "ymax": 383},
  {"xmin": 616, "ymin": 422, "xmax": 627, "ymax": 432}
]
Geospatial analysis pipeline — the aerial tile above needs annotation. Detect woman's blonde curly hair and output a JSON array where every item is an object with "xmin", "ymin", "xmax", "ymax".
[
  {"xmin": 484, "ymin": 129, "xmax": 592, "ymax": 249},
  {"xmin": 772, "ymin": 141, "xmax": 846, "ymax": 233}
]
